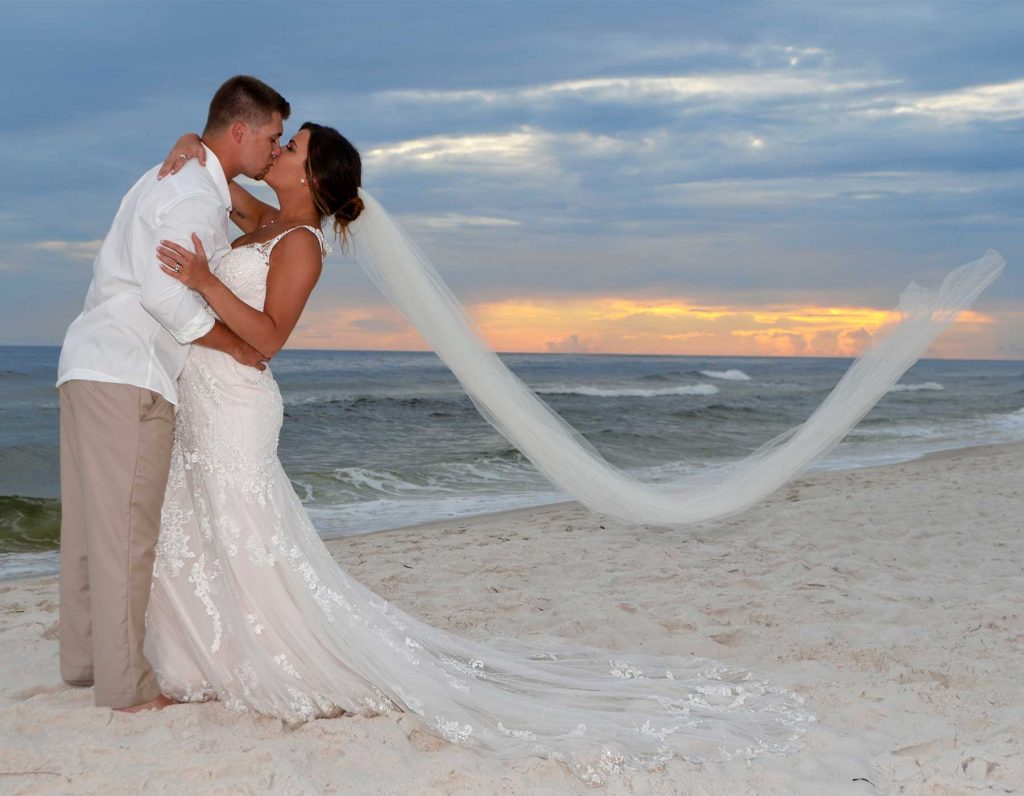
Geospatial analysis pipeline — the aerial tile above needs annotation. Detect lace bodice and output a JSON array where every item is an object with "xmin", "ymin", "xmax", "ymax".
[{"xmin": 215, "ymin": 225, "xmax": 330, "ymax": 312}]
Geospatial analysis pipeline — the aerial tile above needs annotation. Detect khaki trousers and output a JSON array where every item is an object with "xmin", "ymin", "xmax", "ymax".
[{"xmin": 58, "ymin": 379, "xmax": 174, "ymax": 708}]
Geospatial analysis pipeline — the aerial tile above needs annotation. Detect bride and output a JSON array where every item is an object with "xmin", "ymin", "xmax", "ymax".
[{"xmin": 147, "ymin": 123, "xmax": 1000, "ymax": 784}]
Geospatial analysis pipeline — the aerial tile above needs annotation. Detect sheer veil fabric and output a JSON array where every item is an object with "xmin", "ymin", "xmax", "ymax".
[
  {"xmin": 350, "ymin": 188, "xmax": 1005, "ymax": 526},
  {"xmin": 147, "ymin": 226, "xmax": 812, "ymax": 787}
]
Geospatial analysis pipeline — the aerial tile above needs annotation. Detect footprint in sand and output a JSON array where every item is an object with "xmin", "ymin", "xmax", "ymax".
[
  {"xmin": 710, "ymin": 629, "xmax": 750, "ymax": 647},
  {"xmin": 407, "ymin": 726, "xmax": 447, "ymax": 752},
  {"xmin": 962, "ymin": 756, "xmax": 1000, "ymax": 780}
]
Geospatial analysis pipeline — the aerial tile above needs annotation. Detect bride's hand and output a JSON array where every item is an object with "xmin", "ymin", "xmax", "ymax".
[
  {"xmin": 157, "ymin": 234, "xmax": 216, "ymax": 293},
  {"xmin": 157, "ymin": 133, "xmax": 206, "ymax": 179}
]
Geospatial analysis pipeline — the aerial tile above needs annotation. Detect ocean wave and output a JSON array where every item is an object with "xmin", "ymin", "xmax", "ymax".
[
  {"xmin": 282, "ymin": 393, "xmax": 468, "ymax": 411},
  {"xmin": 699, "ymin": 369, "xmax": 751, "ymax": 382},
  {"xmin": 304, "ymin": 490, "xmax": 569, "ymax": 539},
  {"xmin": 888, "ymin": 382, "xmax": 944, "ymax": 393},
  {"xmin": 0, "ymin": 496, "xmax": 60, "ymax": 554},
  {"xmin": 293, "ymin": 453, "xmax": 541, "ymax": 503},
  {"xmin": 0, "ymin": 551, "xmax": 60, "ymax": 582},
  {"xmin": 282, "ymin": 393, "xmax": 345, "ymax": 407},
  {"xmin": 336, "ymin": 466, "xmax": 441, "ymax": 495},
  {"xmin": 670, "ymin": 403, "xmax": 761, "ymax": 420},
  {"xmin": 537, "ymin": 383, "xmax": 719, "ymax": 398},
  {"xmin": 993, "ymin": 407, "xmax": 1024, "ymax": 429},
  {"xmin": 848, "ymin": 424, "xmax": 948, "ymax": 440}
]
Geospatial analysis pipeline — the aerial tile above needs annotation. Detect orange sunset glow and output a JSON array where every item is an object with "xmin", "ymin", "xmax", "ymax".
[{"xmin": 291, "ymin": 296, "xmax": 999, "ymax": 359}]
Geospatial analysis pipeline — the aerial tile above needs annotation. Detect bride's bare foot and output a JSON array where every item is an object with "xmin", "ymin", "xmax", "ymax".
[{"xmin": 113, "ymin": 693, "xmax": 176, "ymax": 713}]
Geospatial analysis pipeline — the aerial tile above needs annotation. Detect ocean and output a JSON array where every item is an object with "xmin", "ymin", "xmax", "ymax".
[{"xmin": 2, "ymin": 345, "xmax": 1022, "ymax": 581}]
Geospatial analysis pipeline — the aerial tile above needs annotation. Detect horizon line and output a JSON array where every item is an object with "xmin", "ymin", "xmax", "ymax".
[{"xmin": 0, "ymin": 342, "xmax": 1019, "ymax": 364}]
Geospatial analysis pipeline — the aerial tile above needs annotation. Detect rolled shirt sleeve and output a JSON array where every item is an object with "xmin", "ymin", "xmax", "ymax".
[{"xmin": 139, "ymin": 194, "xmax": 225, "ymax": 344}]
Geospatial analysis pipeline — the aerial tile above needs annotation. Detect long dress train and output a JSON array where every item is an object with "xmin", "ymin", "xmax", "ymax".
[{"xmin": 145, "ymin": 226, "xmax": 810, "ymax": 785}]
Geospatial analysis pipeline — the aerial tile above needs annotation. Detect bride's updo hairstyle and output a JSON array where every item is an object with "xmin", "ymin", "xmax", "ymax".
[{"xmin": 300, "ymin": 122, "xmax": 363, "ymax": 244}]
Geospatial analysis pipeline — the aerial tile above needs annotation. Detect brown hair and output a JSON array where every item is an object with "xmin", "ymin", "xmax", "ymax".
[
  {"xmin": 300, "ymin": 122, "xmax": 363, "ymax": 244},
  {"xmin": 204, "ymin": 76, "xmax": 291, "ymax": 135}
]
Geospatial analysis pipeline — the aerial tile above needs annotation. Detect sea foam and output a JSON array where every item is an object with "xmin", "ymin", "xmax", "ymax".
[
  {"xmin": 888, "ymin": 382, "xmax": 944, "ymax": 393},
  {"xmin": 699, "ymin": 369, "xmax": 751, "ymax": 381},
  {"xmin": 537, "ymin": 384, "xmax": 720, "ymax": 398}
]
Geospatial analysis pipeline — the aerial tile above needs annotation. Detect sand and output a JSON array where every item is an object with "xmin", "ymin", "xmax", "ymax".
[{"xmin": 0, "ymin": 443, "xmax": 1021, "ymax": 795}]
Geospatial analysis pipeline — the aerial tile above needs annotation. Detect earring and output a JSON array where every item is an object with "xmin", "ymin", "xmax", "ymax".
[{"xmin": 300, "ymin": 178, "xmax": 307, "ymax": 184}]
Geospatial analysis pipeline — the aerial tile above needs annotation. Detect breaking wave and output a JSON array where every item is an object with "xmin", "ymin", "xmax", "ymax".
[{"xmin": 536, "ymin": 384, "xmax": 719, "ymax": 398}]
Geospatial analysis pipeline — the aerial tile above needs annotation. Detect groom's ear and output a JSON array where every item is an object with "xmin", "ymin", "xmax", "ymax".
[{"xmin": 229, "ymin": 121, "xmax": 247, "ymax": 144}]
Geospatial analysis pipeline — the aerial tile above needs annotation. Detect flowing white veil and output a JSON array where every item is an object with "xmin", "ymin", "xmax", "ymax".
[{"xmin": 349, "ymin": 188, "xmax": 1005, "ymax": 526}]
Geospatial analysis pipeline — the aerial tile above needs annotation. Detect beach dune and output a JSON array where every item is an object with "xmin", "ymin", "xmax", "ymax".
[{"xmin": 0, "ymin": 443, "xmax": 1021, "ymax": 794}]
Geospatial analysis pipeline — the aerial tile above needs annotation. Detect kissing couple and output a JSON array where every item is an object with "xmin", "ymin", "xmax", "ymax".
[{"xmin": 55, "ymin": 74, "xmax": 1000, "ymax": 783}]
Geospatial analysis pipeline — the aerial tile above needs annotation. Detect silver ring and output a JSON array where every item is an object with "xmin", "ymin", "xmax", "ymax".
[
  {"xmin": 178, "ymin": 154, "xmax": 189, "ymax": 161},
  {"xmin": 172, "ymin": 263, "xmax": 182, "ymax": 272}
]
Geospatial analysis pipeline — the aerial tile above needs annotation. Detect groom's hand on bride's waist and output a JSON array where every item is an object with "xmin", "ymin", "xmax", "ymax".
[
  {"xmin": 192, "ymin": 319, "xmax": 268, "ymax": 370},
  {"xmin": 232, "ymin": 340, "xmax": 269, "ymax": 371}
]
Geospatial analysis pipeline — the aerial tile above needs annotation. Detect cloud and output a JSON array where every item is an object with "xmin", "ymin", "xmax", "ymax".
[
  {"xmin": 779, "ymin": 45, "xmax": 828, "ymax": 67},
  {"xmin": 546, "ymin": 334, "xmax": 591, "ymax": 353},
  {"xmin": 348, "ymin": 317, "xmax": 409, "ymax": 334},
  {"xmin": 29, "ymin": 240, "xmax": 103, "ymax": 260},
  {"xmin": 367, "ymin": 129, "xmax": 548, "ymax": 171},
  {"xmin": 811, "ymin": 329, "xmax": 838, "ymax": 351},
  {"xmin": 838, "ymin": 327, "xmax": 873, "ymax": 356},
  {"xmin": 366, "ymin": 126, "xmax": 636, "ymax": 173},
  {"xmin": 400, "ymin": 213, "xmax": 521, "ymax": 230},
  {"xmin": 379, "ymin": 71, "xmax": 891, "ymax": 108},
  {"xmin": 765, "ymin": 331, "xmax": 807, "ymax": 356},
  {"xmin": 880, "ymin": 77, "xmax": 1024, "ymax": 122},
  {"xmin": 288, "ymin": 306, "xmax": 426, "ymax": 351},
  {"xmin": 446, "ymin": 294, "xmax": 999, "ymax": 357}
]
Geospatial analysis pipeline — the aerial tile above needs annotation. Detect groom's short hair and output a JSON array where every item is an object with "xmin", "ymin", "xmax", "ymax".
[{"xmin": 204, "ymin": 76, "xmax": 290, "ymax": 135}]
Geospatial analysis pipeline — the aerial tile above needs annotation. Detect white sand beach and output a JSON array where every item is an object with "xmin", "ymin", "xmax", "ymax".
[{"xmin": 0, "ymin": 443, "xmax": 1021, "ymax": 795}]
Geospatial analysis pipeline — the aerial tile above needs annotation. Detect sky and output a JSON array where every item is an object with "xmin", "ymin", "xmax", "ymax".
[{"xmin": 1, "ymin": 0, "xmax": 1022, "ymax": 358}]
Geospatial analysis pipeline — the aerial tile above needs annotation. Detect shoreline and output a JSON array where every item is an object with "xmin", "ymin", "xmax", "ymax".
[
  {"xmin": 4, "ymin": 437, "xmax": 1023, "ymax": 587},
  {"xmin": 1, "ymin": 437, "xmax": 1021, "ymax": 792},
  {"xmin": 319, "ymin": 437, "xmax": 1024, "ymax": 545}
]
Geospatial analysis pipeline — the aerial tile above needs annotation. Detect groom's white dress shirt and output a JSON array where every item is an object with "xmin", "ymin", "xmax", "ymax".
[{"xmin": 57, "ymin": 145, "xmax": 233, "ymax": 405}]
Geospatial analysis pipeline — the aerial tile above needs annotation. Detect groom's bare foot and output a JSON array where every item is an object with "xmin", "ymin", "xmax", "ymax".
[{"xmin": 113, "ymin": 693, "xmax": 176, "ymax": 713}]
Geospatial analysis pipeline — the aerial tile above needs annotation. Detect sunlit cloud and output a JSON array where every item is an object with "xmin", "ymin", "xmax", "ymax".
[
  {"xmin": 29, "ymin": 240, "xmax": 103, "ymax": 260},
  {"xmin": 369, "ymin": 130, "xmax": 539, "ymax": 162},
  {"xmin": 366, "ymin": 126, "xmax": 634, "ymax": 172},
  {"xmin": 288, "ymin": 295, "xmax": 999, "ymax": 359},
  {"xmin": 381, "ymin": 71, "xmax": 890, "ymax": 108},
  {"xmin": 400, "ymin": 213, "xmax": 522, "ymax": 231},
  {"xmin": 469, "ymin": 296, "xmax": 905, "ymax": 356},
  {"xmin": 546, "ymin": 333, "xmax": 592, "ymax": 354},
  {"xmin": 883, "ymin": 77, "xmax": 1024, "ymax": 122},
  {"xmin": 366, "ymin": 128, "xmax": 549, "ymax": 172},
  {"xmin": 290, "ymin": 305, "xmax": 422, "ymax": 351}
]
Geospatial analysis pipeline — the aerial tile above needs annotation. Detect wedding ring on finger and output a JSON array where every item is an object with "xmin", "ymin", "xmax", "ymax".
[
  {"xmin": 171, "ymin": 263, "xmax": 182, "ymax": 272},
  {"xmin": 179, "ymin": 154, "xmax": 189, "ymax": 161}
]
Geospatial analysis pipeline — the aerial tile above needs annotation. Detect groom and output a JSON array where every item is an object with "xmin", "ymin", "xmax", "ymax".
[{"xmin": 55, "ymin": 76, "xmax": 288, "ymax": 712}]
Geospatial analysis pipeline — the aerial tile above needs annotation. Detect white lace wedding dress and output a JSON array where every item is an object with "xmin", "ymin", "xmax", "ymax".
[{"xmin": 144, "ymin": 226, "xmax": 810, "ymax": 784}]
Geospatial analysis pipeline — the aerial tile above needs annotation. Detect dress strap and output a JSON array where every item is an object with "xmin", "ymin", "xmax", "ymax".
[{"xmin": 257, "ymin": 225, "xmax": 331, "ymax": 259}]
